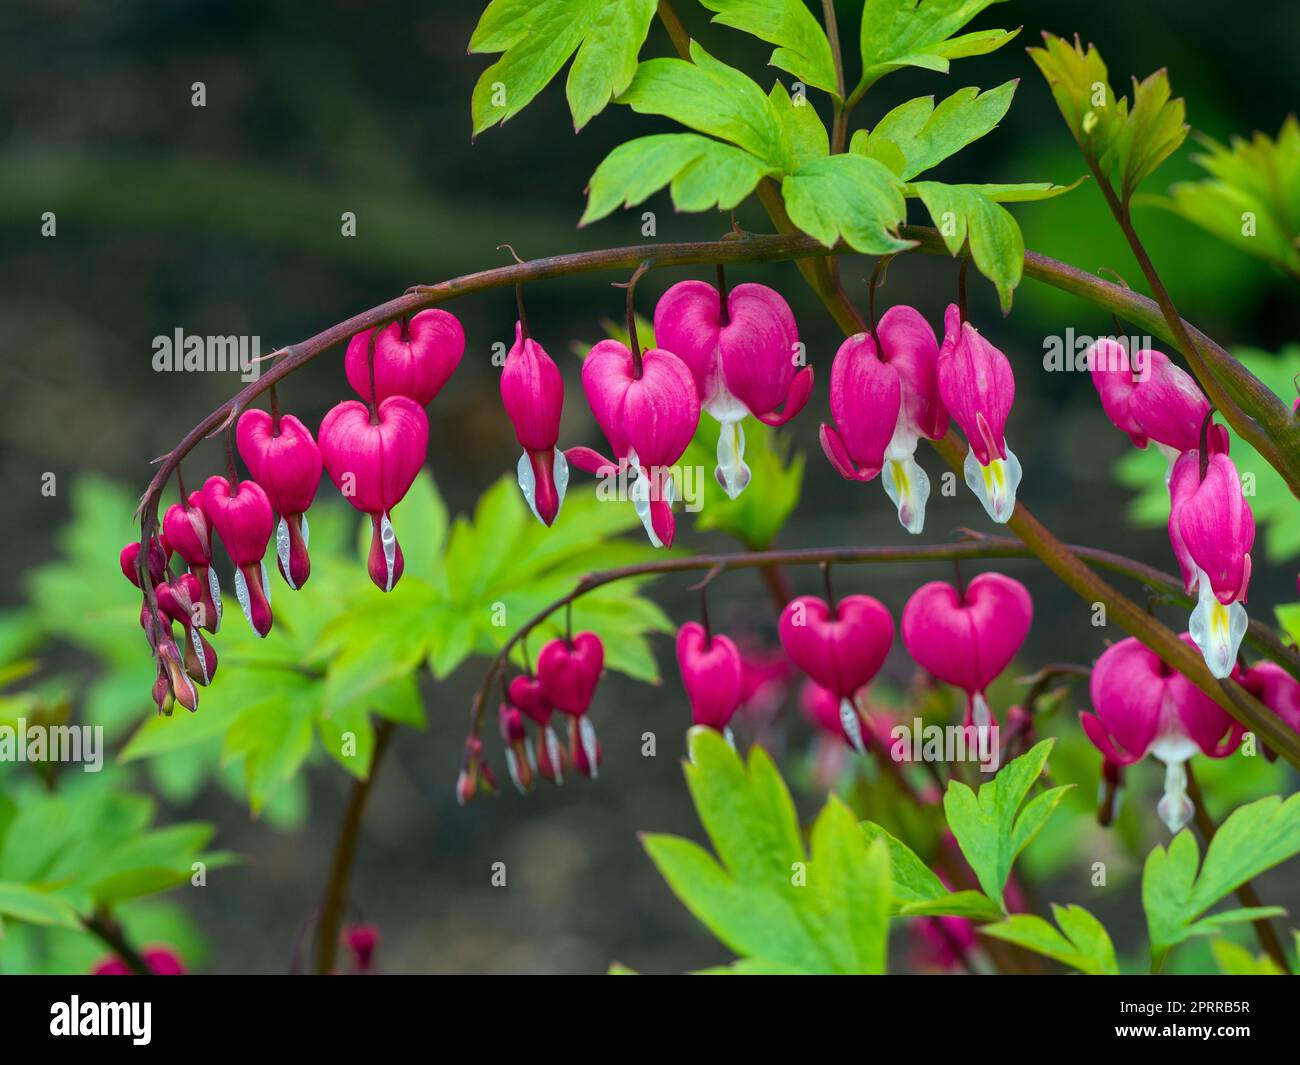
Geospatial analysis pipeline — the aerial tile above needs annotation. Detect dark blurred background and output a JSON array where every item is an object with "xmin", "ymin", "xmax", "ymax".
[{"xmin": 1, "ymin": 0, "xmax": 1297, "ymax": 973}]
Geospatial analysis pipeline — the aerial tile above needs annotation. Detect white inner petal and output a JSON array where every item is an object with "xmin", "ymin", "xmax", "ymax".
[
  {"xmin": 839, "ymin": 696, "xmax": 866, "ymax": 754},
  {"xmin": 380, "ymin": 513, "xmax": 397, "ymax": 592},
  {"xmin": 260, "ymin": 559, "xmax": 271, "ymax": 608},
  {"xmin": 206, "ymin": 566, "xmax": 223, "ymax": 632},
  {"xmin": 714, "ymin": 418, "xmax": 751, "ymax": 499},
  {"xmin": 578, "ymin": 716, "xmax": 599, "ymax": 780},
  {"xmin": 515, "ymin": 450, "xmax": 540, "ymax": 523},
  {"xmin": 232, "ymin": 568, "xmax": 256, "ymax": 636},
  {"xmin": 1188, "ymin": 567, "xmax": 1247, "ymax": 680},
  {"xmin": 301, "ymin": 512, "xmax": 310, "ymax": 548},
  {"xmin": 545, "ymin": 725, "xmax": 564, "ymax": 786},
  {"xmin": 882, "ymin": 454, "xmax": 930, "ymax": 535},
  {"xmin": 189, "ymin": 626, "xmax": 209, "ymax": 685},
  {"xmin": 276, "ymin": 516, "xmax": 295, "ymax": 590},
  {"xmin": 1155, "ymin": 759, "xmax": 1194, "ymax": 834},
  {"xmin": 629, "ymin": 466, "xmax": 662, "ymax": 548},
  {"xmin": 963, "ymin": 443, "xmax": 1021, "ymax": 525}
]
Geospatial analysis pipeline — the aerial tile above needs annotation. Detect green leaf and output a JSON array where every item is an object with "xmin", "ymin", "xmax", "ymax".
[
  {"xmin": 469, "ymin": 0, "xmax": 657, "ymax": 134},
  {"xmin": 769, "ymin": 82, "xmax": 829, "ymax": 172},
  {"xmin": 0, "ymin": 882, "xmax": 82, "ymax": 929},
  {"xmin": 581, "ymin": 134, "xmax": 776, "ymax": 225},
  {"xmin": 1146, "ymin": 117, "xmax": 1300, "ymax": 281},
  {"xmin": 981, "ymin": 904, "xmax": 1120, "ymax": 975},
  {"xmin": 961, "ymin": 179, "xmax": 1085, "ymax": 202},
  {"xmin": 1211, "ymin": 938, "xmax": 1287, "ymax": 975},
  {"xmin": 853, "ymin": 82, "xmax": 1017, "ymax": 181},
  {"xmin": 943, "ymin": 739, "xmax": 1069, "ymax": 910},
  {"xmin": 618, "ymin": 43, "xmax": 786, "ymax": 165},
  {"xmin": 910, "ymin": 181, "xmax": 1024, "ymax": 311},
  {"xmin": 809, "ymin": 801, "xmax": 891, "ymax": 974},
  {"xmin": 222, "ymin": 692, "xmax": 317, "ymax": 814},
  {"xmin": 699, "ymin": 0, "xmax": 840, "ymax": 97},
  {"xmin": 860, "ymin": 822, "xmax": 1001, "ymax": 919},
  {"xmin": 1029, "ymin": 34, "xmax": 1187, "ymax": 201},
  {"xmin": 856, "ymin": 0, "xmax": 1016, "ymax": 93},
  {"xmin": 1143, "ymin": 794, "xmax": 1300, "ymax": 950},
  {"xmin": 782, "ymin": 154, "xmax": 913, "ymax": 254},
  {"xmin": 644, "ymin": 727, "xmax": 897, "ymax": 973}
]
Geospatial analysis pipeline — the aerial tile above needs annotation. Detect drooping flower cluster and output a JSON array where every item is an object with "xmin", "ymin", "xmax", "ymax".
[
  {"xmin": 1089, "ymin": 338, "xmax": 1254, "ymax": 677},
  {"xmin": 125, "ymin": 307, "xmax": 463, "ymax": 713},
  {"xmin": 820, "ymin": 303, "xmax": 1020, "ymax": 531}
]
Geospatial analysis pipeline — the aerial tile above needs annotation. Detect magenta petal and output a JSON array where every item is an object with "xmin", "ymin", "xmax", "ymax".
[
  {"xmin": 319, "ymin": 397, "xmax": 428, "ymax": 516},
  {"xmin": 201, "ymin": 476, "xmax": 274, "ymax": 567},
  {"xmin": 819, "ymin": 423, "xmax": 873, "ymax": 481},
  {"xmin": 755, "ymin": 365, "xmax": 813, "ymax": 427},
  {"xmin": 1127, "ymin": 352, "xmax": 1212, "ymax": 453},
  {"xmin": 1087, "ymin": 638, "xmax": 1167, "ymax": 761},
  {"xmin": 236, "ymin": 410, "xmax": 322, "ymax": 517},
  {"xmin": 778, "ymin": 594, "xmax": 894, "ymax": 698},
  {"xmin": 824, "ymin": 332, "xmax": 900, "ymax": 480},
  {"xmin": 676, "ymin": 621, "xmax": 745, "ymax": 731},
  {"xmin": 877, "ymin": 305, "xmax": 948, "ymax": 440},
  {"xmin": 537, "ymin": 632, "xmax": 604, "ymax": 717},
  {"xmin": 344, "ymin": 309, "xmax": 464, "ymax": 406},
  {"xmin": 717, "ymin": 283, "xmax": 800, "ymax": 419},
  {"xmin": 1088, "ymin": 339, "xmax": 1148, "ymax": 446},
  {"xmin": 937, "ymin": 304, "xmax": 1014, "ymax": 465},
  {"xmin": 1079, "ymin": 711, "xmax": 1143, "ymax": 767},
  {"xmin": 651, "ymin": 279, "xmax": 720, "ymax": 402},
  {"xmin": 1177, "ymin": 453, "xmax": 1255, "ymax": 604},
  {"xmin": 501, "ymin": 322, "xmax": 564, "ymax": 452}
]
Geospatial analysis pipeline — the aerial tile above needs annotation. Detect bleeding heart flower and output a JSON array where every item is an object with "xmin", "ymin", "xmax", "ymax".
[
  {"xmin": 537, "ymin": 632, "xmax": 604, "ymax": 778},
  {"xmin": 653, "ymin": 279, "xmax": 811, "ymax": 498},
  {"xmin": 1080, "ymin": 634, "xmax": 1243, "ymax": 832},
  {"xmin": 162, "ymin": 493, "xmax": 221, "ymax": 632},
  {"xmin": 567, "ymin": 339, "xmax": 700, "ymax": 548},
  {"xmin": 901, "ymin": 572, "xmax": 1032, "ymax": 727},
  {"xmin": 1171, "ymin": 452, "xmax": 1255, "ymax": 679},
  {"xmin": 508, "ymin": 674, "xmax": 564, "ymax": 784},
  {"xmin": 778, "ymin": 594, "xmax": 894, "ymax": 754},
  {"xmin": 937, "ymin": 304, "xmax": 1019, "ymax": 523},
  {"xmin": 319, "ymin": 396, "xmax": 428, "ymax": 592},
  {"xmin": 498, "ymin": 701, "xmax": 536, "ymax": 794},
  {"xmin": 820, "ymin": 306, "xmax": 949, "ymax": 534},
  {"xmin": 500, "ymin": 321, "xmax": 567, "ymax": 526},
  {"xmin": 236, "ymin": 410, "xmax": 323, "ymax": 590},
  {"xmin": 800, "ymin": 679, "xmax": 878, "ymax": 753},
  {"xmin": 1241, "ymin": 661, "xmax": 1300, "ymax": 758},
  {"xmin": 342, "ymin": 924, "xmax": 380, "ymax": 975},
  {"xmin": 456, "ymin": 735, "xmax": 497, "ymax": 805},
  {"xmin": 676, "ymin": 621, "xmax": 744, "ymax": 734},
  {"xmin": 120, "ymin": 536, "xmax": 170, "ymax": 590},
  {"xmin": 155, "ymin": 573, "xmax": 218, "ymax": 687},
  {"xmin": 1090, "ymin": 340, "xmax": 1223, "ymax": 469},
  {"xmin": 202, "ymin": 475, "xmax": 275, "ymax": 637},
  {"xmin": 344, "ymin": 309, "xmax": 464, "ymax": 406}
]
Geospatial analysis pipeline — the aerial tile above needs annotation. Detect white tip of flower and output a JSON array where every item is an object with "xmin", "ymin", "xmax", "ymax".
[
  {"xmin": 1188, "ymin": 571, "xmax": 1247, "ymax": 680},
  {"xmin": 579, "ymin": 715, "xmax": 599, "ymax": 780},
  {"xmin": 629, "ymin": 465, "xmax": 663, "ymax": 548},
  {"xmin": 971, "ymin": 691, "xmax": 993, "ymax": 729},
  {"xmin": 1157, "ymin": 759, "xmax": 1194, "ymax": 834},
  {"xmin": 276, "ymin": 516, "xmax": 296, "ymax": 590},
  {"xmin": 189, "ymin": 626, "xmax": 210, "ymax": 685},
  {"xmin": 545, "ymin": 724, "xmax": 564, "ymax": 786},
  {"xmin": 883, "ymin": 455, "xmax": 930, "ymax": 535},
  {"xmin": 380, "ymin": 513, "xmax": 397, "ymax": 592},
  {"xmin": 233, "ymin": 568, "xmax": 259, "ymax": 638},
  {"xmin": 504, "ymin": 747, "xmax": 526, "ymax": 794},
  {"xmin": 964, "ymin": 444, "xmax": 1021, "ymax": 524},
  {"xmin": 207, "ymin": 566, "xmax": 223, "ymax": 632},
  {"xmin": 839, "ymin": 696, "xmax": 867, "ymax": 754},
  {"xmin": 723, "ymin": 725, "xmax": 737, "ymax": 750},
  {"xmin": 515, "ymin": 448, "xmax": 569, "ymax": 526},
  {"xmin": 260, "ymin": 559, "xmax": 271, "ymax": 608},
  {"xmin": 715, "ymin": 420, "xmax": 751, "ymax": 499}
]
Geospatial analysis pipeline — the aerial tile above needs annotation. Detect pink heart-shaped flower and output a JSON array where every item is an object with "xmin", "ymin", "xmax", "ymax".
[
  {"xmin": 235, "ymin": 410, "xmax": 323, "ymax": 517},
  {"xmin": 345, "ymin": 308, "xmax": 464, "ymax": 406},
  {"xmin": 319, "ymin": 397, "xmax": 428, "ymax": 516},
  {"xmin": 537, "ymin": 632, "xmax": 604, "ymax": 717},
  {"xmin": 901, "ymin": 572, "xmax": 1032, "ymax": 697},
  {"xmin": 777, "ymin": 594, "xmax": 894, "ymax": 698},
  {"xmin": 676, "ymin": 621, "xmax": 744, "ymax": 732}
]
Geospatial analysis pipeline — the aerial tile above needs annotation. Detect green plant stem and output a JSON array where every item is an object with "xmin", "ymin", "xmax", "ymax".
[
  {"xmin": 1184, "ymin": 764, "xmax": 1291, "ymax": 974},
  {"xmin": 312, "ymin": 718, "xmax": 396, "ymax": 976},
  {"xmin": 83, "ymin": 911, "xmax": 150, "ymax": 975},
  {"xmin": 1086, "ymin": 159, "xmax": 1300, "ymax": 496}
]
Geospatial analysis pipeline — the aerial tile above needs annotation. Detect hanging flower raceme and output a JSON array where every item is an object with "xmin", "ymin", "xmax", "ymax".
[
  {"xmin": 318, "ymin": 396, "xmax": 428, "ymax": 592},
  {"xmin": 155, "ymin": 573, "xmax": 219, "ymax": 687},
  {"xmin": 537, "ymin": 631, "xmax": 604, "ymax": 778},
  {"xmin": 456, "ymin": 735, "xmax": 497, "ymax": 806},
  {"xmin": 1089, "ymin": 339, "xmax": 1222, "ymax": 464},
  {"xmin": 500, "ymin": 321, "xmax": 567, "ymax": 526},
  {"xmin": 236, "ymin": 410, "xmax": 323, "ymax": 591},
  {"xmin": 498, "ymin": 701, "xmax": 535, "ymax": 794},
  {"xmin": 202, "ymin": 474, "xmax": 275, "ymax": 637},
  {"xmin": 161, "ymin": 494, "xmax": 220, "ymax": 632},
  {"xmin": 777, "ymin": 593, "xmax": 894, "ymax": 755},
  {"xmin": 675, "ymin": 621, "xmax": 744, "ymax": 736},
  {"xmin": 1080, "ymin": 635, "xmax": 1244, "ymax": 832},
  {"xmin": 509, "ymin": 673, "xmax": 565, "ymax": 784},
  {"xmin": 937, "ymin": 305, "xmax": 1020, "ymax": 523},
  {"xmin": 820, "ymin": 306, "xmax": 948, "ymax": 534},
  {"xmin": 653, "ymin": 277, "xmax": 811, "ymax": 498},
  {"xmin": 1169, "ymin": 450, "xmax": 1255, "ymax": 678},
  {"xmin": 344, "ymin": 309, "xmax": 464, "ymax": 407},
  {"xmin": 901, "ymin": 572, "xmax": 1032, "ymax": 729},
  {"xmin": 567, "ymin": 340, "xmax": 700, "ymax": 548},
  {"xmin": 1241, "ymin": 662, "xmax": 1300, "ymax": 758}
]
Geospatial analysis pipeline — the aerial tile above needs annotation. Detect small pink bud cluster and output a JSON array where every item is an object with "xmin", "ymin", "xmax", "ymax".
[{"xmin": 1089, "ymin": 339, "xmax": 1253, "ymax": 677}]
